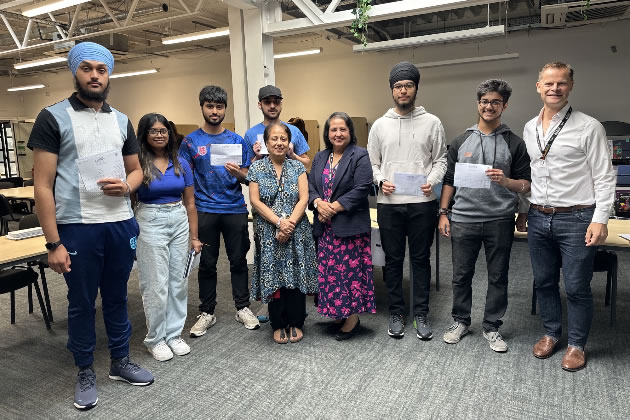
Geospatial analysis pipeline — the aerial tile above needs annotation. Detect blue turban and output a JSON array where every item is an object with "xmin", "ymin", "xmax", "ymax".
[{"xmin": 67, "ymin": 42, "xmax": 115, "ymax": 76}]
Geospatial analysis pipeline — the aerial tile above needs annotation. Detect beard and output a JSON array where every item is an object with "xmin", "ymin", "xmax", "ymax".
[
  {"xmin": 393, "ymin": 92, "xmax": 417, "ymax": 111},
  {"xmin": 203, "ymin": 113, "xmax": 225, "ymax": 126},
  {"xmin": 74, "ymin": 77, "xmax": 110, "ymax": 102}
]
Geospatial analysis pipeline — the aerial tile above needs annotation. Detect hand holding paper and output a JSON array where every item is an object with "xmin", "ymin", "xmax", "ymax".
[
  {"xmin": 210, "ymin": 144, "xmax": 242, "ymax": 166},
  {"xmin": 454, "ymin": 163, "xmax": 492, "ymax": 189},
  {"xmin": 393, "ymin": 172, "xmax": 427, "ymax": 196}
]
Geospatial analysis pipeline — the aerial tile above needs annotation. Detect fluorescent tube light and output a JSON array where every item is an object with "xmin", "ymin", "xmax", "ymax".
[
  {"xmin": 162, "ymin": 28, "xmax": 229, "ymax": 45},
  {"xmin": 353, "ymin": 25, "xmax": 505, "ymax": 53},
  {"xmin": 274, "ymin": 48, "xmax": 322, "ymax": 59},
  {"xmin": 22, "ymin": 0, "xmax": 91, "ymax": 18},
  {"xmin": 110, "ymin": 69, "xmax": 158, "ymax": 79},
  {"xmin": 7, "ymin": 84, "xmax": 46, "ymax": 92},
  {"xmin": 415, "ymin": 53, "xmax": 520, "ymax": 69},
  {"xmin": 14, "ymin": 56, "xmax": 67, "ymax": 69}
]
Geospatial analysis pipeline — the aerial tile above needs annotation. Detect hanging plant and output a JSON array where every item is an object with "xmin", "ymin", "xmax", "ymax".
[{"xmin": 351, "ymin": 0, "xmax": 372, "ymax": 47}]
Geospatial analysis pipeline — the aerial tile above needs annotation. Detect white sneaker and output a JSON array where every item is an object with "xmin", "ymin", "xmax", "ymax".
[
  {"xmin": 443, "ymin": 321, "xmax": 469, "ymax": 344},
  {"xmin": 235, "ymin": 307, "xmax": 260, "ymax": 330},
  {"xmin": 148, "ymin": 341, "xmax": 173, "ymax": 362},
  {"xmin": 189, "ymin": 312, "xmax": 216, "ymax": 337},
  {"xmin": 167, "ymin": 337, "xmax": 191, "ymax": 356},
  {"xmin": 483, "ymin": 330, "xmax": 508, "ymax": 352}
]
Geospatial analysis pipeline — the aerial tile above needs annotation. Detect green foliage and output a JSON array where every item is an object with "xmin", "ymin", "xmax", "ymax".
[{"xmin": 350, "ymin": 0, "xmax": 372, "ymax": 47}]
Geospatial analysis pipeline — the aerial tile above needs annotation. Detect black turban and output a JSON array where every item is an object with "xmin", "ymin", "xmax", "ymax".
[{"xmin": 389, "ymin": 61, "xmax": 420, "ymax": 89}]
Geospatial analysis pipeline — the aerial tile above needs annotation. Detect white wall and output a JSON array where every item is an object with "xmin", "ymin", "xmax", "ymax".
[{"xmin": 2, "ymin": 19, "xmax": 629, "ymax": 141}]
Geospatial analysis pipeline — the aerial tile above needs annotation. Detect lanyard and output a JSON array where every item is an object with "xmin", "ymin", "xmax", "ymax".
[{"xmin": 536, "ymin": 107, "xmax": 572, "ymax": 160}]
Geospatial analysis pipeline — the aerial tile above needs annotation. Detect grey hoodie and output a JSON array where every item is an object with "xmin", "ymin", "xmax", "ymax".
[
  {"xmin": 443, "ymin": 124, "xmax": 531, "ymax": 222},
  {"xmin": 367, "ymin": 106, "xmax": 447, "ymax": 204}
]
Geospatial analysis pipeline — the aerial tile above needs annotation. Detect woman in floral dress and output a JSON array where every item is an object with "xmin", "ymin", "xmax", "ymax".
[
  {"xmin": 247, "ymin": 122, "xmax": 318, "ymax": 344},
  {"xmin": 308, "ymin": 112, "xmax": 375, "ymax": 341}
]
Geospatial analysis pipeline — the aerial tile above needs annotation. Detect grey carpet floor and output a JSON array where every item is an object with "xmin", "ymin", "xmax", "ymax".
[{"xmin": 0, "ymin": 238, "xmax": 628, "ymax": 419}]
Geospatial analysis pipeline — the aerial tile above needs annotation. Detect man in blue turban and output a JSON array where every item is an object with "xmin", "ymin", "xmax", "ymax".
[{"xmin": 27, "ymin": 41, "xmax": 154, "ymax": 411}]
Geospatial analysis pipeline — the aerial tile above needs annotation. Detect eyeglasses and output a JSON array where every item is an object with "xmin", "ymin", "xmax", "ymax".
[
  {"xmin": 148, "ymin": 128, "xmax": 168, "ymax": 135},
  {"xmin": 393, "ymin": 82, "xmax": 415, "ymax": 91},
  {"xmin": 262, "ymin": 98, "xmax": 282, "ymax": 106},
  {"xmin": 478, "ymin": 99, "xmax": 504, "ymax": 107}
]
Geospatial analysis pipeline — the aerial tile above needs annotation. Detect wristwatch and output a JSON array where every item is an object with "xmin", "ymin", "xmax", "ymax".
[
  {"xmin": 439, "ymin": 208, "xmax": 449, "ymax": 216},
  {"xmin": 379, "ymin": 179, "xmax": 388, "ymax": 189},
  {"xmin": 45, "ymin": 240, "xmax": 62, "ymax": 250},
  {"xmin": 313, "ymin": 200, "xmax": 319, "ymax": 209}
]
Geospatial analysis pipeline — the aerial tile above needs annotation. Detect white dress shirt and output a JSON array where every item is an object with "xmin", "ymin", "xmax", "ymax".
[{"xmin": 523, "ymin": 103, "xmax": 615, "ymax": 224}]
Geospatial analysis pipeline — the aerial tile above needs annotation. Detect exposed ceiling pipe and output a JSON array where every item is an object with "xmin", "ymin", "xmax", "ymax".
[{"xmin": 78, "ymin": 3, "xmax": 169, "ymax": 28}]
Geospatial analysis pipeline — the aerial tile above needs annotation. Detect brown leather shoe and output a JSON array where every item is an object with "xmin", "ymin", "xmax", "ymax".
[
  {"xmin": 561, "ymin": 347, "xmax": 586, "ymax": 372},
  {"xmin": 533, "ymin": 336, "xmax": 558, "ymax": 359}
]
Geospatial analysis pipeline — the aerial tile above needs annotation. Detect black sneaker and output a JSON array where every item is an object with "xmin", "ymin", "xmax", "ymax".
[
  {"xmin": 74, "ymin": 367, "xmax": 98, "ymax": 411},
  {"xmin": 415, "ymin": 314, "xmax": 433, "ymax": 340},
  {"xmin": 388, "ymin": 314, "xmax": 405, "ymax": 338},
  {"xmin": 109, "ymin": 356, "xmax": 154, "ymax": 386}
]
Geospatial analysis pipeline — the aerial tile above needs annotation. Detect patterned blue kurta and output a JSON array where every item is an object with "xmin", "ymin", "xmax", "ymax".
[{"xmin": 246, "ymin": 157, "xmax": 318, "ymax": 303}]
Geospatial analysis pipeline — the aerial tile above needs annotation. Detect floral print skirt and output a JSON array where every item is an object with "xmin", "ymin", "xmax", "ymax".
[{"xmin": 317, "ymin": 225, "xmax": 376, "ymax": 319}]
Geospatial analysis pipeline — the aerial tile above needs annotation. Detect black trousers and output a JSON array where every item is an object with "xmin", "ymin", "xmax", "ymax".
[
  {"xmin": 450, "ymin": 219, "xmax": 514, "ymax": 332},
  {"xmin": 197, "ymin": 212, "xmax": 250, "ymax": 314},
  {"xmin": 377, "ymin": 201, "xmax": 437, "ymax": 316},
  {"xmin": 268, "ymin": 288, "xmax": 306, "ymax": 330}
]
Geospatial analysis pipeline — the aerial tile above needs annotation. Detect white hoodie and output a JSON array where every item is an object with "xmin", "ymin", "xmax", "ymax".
[{"xmin": 367, "ymin": 106, "xmax": 447, "ymax": 204}]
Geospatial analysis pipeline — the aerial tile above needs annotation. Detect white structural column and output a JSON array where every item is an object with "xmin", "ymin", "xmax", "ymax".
[{"xmin": 227, "ymin": 2, "xmax": 280, "ymax": 135}]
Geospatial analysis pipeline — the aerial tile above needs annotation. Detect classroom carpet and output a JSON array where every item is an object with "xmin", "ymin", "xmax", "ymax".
[{"xmin": 0, "ymin": 238, "xmax": 628, "ymax": 419}]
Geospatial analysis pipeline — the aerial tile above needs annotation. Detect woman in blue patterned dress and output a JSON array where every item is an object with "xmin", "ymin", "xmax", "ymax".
[
  {"xmin": 247, "ymin": 122, "xmax": 318, "ymax": 344},
  {"xmin": 308, "ymin": 112, "xmax": 375, "ymax": 341}
]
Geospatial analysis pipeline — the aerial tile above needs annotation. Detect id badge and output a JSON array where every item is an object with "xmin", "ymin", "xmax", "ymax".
[{"xmin": 535, "ymin": 160, "xmax": 550, "ymax": 177}]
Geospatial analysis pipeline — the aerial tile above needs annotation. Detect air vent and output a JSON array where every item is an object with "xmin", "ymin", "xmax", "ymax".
[{"xmin": 542, "ymin": 0, "xmax": 630, "ymax": 27}]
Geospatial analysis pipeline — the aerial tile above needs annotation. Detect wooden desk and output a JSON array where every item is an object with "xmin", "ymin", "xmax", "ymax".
[
  {"xmin": 0, "ymin": 235, "xmax": 47, "ymax": 269},
  {"xmin": 0, "ymin": 186, "xmax": 34, "ymax": 200},
  {"xmin": 514, "ymin": 218, "xmax": 630, "ymax": 249}
]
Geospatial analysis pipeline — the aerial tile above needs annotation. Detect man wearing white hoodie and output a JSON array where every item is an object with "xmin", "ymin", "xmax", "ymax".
[{"xmin": 367, "ymin": 61, "xmax": 447, "ymax": 340}]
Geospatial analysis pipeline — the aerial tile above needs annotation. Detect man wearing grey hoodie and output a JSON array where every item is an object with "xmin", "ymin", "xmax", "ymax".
[
  {"xmin": 367, "ymin": 61, "xmax": 447, "ymax": 340},
  {"xmin": 438, "ymin": 79, "xmax": 531, "ymax": 352}
]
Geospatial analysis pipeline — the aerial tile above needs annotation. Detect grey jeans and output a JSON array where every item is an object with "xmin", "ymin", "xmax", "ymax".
[{"xmin": 450, "ymin": 218, "xmax": 515, "ymax": 332}]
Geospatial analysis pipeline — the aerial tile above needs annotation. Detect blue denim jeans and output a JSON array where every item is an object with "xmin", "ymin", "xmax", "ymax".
[
  {"xmin": 527, "ymin": 206, "xmax": 598, "ymax": 348},
  {"xmin": 136, "ymin": 202, "xmax": 190, "ymax": 348}
]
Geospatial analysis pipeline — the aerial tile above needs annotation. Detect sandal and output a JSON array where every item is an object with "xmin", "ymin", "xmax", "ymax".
[
  {"xmin": 289, "ymin": 327, "xmax": 303, "ymax": 343},
  {"xmin": 273, "ymin": 328, "xmax": 288, "ymax": 344}
]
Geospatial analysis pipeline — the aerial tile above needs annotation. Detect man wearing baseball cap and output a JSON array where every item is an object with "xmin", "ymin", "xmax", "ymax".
[
  {"xmin": 367, "ymin": 61, "xmax": 447, "ymax": 340},
  {"xmin": 28, "ymin": 41, "xmax": 153, "ymax": 411},
  {"xmin": 244, "ymin": 85, "xmax": 311, "ymax": 170}
]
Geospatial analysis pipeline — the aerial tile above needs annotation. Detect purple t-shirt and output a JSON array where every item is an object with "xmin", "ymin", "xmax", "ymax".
[{"xmin": 136, "ymin": 158, "xmax": 193, "ymax": 204}]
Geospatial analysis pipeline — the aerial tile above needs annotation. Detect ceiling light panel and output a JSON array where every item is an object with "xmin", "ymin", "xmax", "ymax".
[
  {"xmin": 7, "ymin": 84, "xmax": 46, "ymax": 91},
  {"xmin": 274, "ymin": 48, "xmax": 322, "ymax": 59},
  {"xmin": 110, "ymin": 69, "xmax": 158, "ymax": 79},
  {"xmin": 22, "ymin": 0, "xmax": 91, "ymax": 18},
  {"xmin": 14, "ymin": 56, "xmax": 67, "ymax": 69},
  {"xmin": 162, "ymin": 28, "xmax": 230, "ymax": 45}
]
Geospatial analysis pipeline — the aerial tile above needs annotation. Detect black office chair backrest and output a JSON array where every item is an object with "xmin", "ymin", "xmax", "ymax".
[
  {"xmin": 0, "ymin": 182, "xmax": 13, "ymax": 189},
  {"xmin": 0, "ymin": 177, "xmax": 23, "ymax": 187},
  {"xmin": 19, "ymin": 213, "xmax": 40, "ymax": 230},
  {"xmin": 0, "ymin": 194, "xmax": 12, "ymax": 217},
  {"xmin": 23, "ymin": 179, "xmax": 34, "ymax": 186}
]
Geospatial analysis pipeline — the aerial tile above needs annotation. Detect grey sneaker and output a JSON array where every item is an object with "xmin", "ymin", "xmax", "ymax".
[
  {"xmin": 483, "ymin": 330, "xmax": 508, "ymax": 352},
  {"xmin": 74, "ymin": 367, "xmax": 98, "ymax": 411},
  {"xmin": 414, "ymin": 314, "xmax": 433, "ymax": 340},
  {"xmin": 190, "ymin": 312, "xmax": 217, "ymax": 337},
  {"xmin": 443, "ymin": 321, "xmax": 469, "ymax": 344},
  {"xmin": 109, "ymin": 356, "xmax": 154, "ymax": 386},
  {"xmin": 388, "ymin": 314, "xmax": 405, "ymax": 338}
]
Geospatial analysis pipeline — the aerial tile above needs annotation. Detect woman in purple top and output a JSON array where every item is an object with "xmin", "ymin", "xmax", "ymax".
[{"xmin": 135, "ymin": 113, "xmax": 202, "ymax": 361}]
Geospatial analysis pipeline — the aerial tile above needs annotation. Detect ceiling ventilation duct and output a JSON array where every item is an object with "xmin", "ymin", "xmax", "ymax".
[{"xmin": 541, "ymin": 0, "xmax": 630, "ymax": 27}]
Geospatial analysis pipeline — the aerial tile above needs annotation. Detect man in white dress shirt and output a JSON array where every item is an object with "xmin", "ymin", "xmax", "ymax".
[{"xmin": 523, "ymin": 62, "xmax": 615, "ymax": 371}]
